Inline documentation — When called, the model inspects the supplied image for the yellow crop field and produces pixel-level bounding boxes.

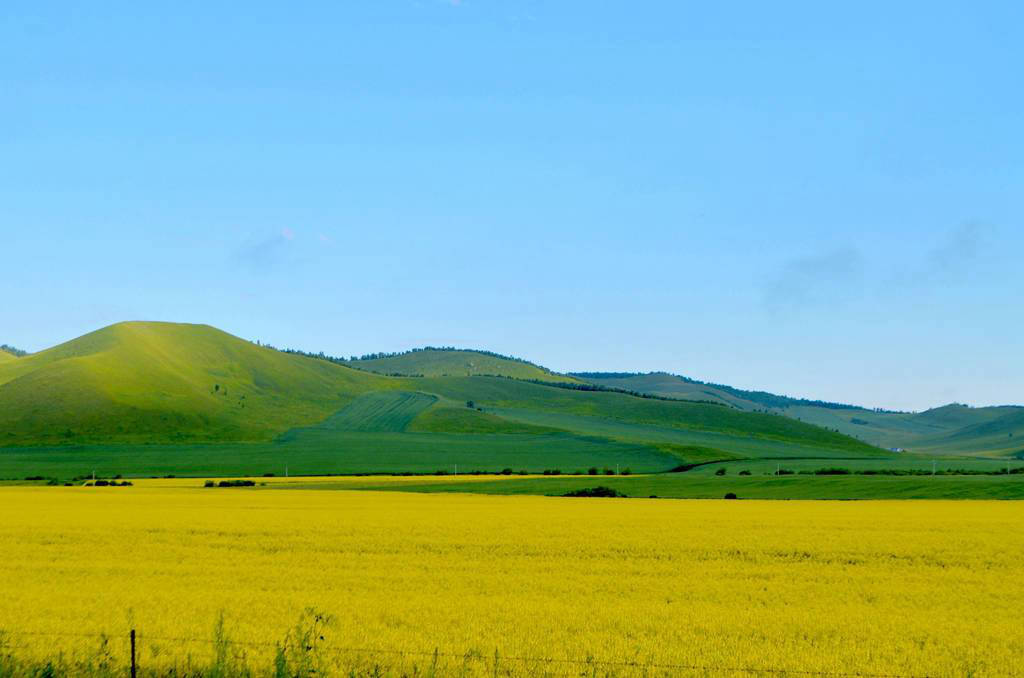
[0,485,1021,676]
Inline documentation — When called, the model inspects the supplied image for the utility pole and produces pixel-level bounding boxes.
[932,460,936,476]
[454,463,458,477]
[285,463,289,478]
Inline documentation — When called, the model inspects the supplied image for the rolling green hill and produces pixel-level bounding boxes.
[347,348,579,383]
[575,373,1022,457]
[0,322,893,479]
[0,322,394,445]
[0,351,17,365]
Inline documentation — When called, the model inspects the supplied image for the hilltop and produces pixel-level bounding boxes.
[345,347,579,383]
[0,322,392,445]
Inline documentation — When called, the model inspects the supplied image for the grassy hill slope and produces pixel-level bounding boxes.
[348,348,578,383]
[0,351,16,365]
[577,373,1022,457]
[572,372,763,409]
[410,377,882,456]
[0,324,890,477]
[0,322,393,445]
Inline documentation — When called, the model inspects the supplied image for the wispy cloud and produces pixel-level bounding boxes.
[922,223,987,284]
[233,228,299,273]
[763,246,865,314]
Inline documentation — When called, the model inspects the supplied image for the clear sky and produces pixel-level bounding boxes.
[2,1,1021,411]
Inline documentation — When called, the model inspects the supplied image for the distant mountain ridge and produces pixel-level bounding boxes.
[1,322,1016,459]
[0,322,880,469]
[339,347,579,383]
[570,372,1021,456]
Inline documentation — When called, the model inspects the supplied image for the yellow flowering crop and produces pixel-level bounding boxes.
[0,484,1020,676]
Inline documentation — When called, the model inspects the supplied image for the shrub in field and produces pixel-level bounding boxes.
[815,468,852,475]
[724,492,738,499]
[204,480,216,487]
[715,468,727,476]
[621,468,632,475]
[563,486,626,498]
[217,480,256,488]
[588,467,598,475]
[739,470,752,476]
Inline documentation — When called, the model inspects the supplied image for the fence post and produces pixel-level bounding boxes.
[130,628,136,678]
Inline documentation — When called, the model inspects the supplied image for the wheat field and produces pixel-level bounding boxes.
[0,483,1021,676]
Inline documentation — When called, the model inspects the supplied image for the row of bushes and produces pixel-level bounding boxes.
[562,486,627,498]
[712,466,1024,477]
[23,475,133,487]
[204,479,257,488]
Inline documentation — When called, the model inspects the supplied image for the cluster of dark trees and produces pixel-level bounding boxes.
[0,344,27,357]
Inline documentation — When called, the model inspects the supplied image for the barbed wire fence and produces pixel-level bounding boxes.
[0,628,959,678]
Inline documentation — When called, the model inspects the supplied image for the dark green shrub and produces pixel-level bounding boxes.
[563,486,626,498]
[621,468,632,476]
[814,467,852,475]
[217,479,256,488]
[588,467,598,475]
[724,492,738,499]
[715,468,727,476]
[204,480,216,488]
[739,470,751,476]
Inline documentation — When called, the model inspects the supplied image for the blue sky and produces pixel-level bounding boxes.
[2,1,1021,411]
